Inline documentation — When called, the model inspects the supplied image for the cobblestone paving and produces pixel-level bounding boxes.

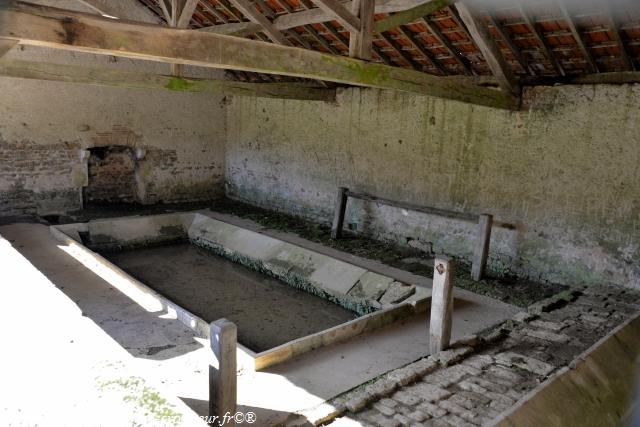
[326,284,640,427]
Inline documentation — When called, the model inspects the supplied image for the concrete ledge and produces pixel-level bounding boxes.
[490,311,640,427]
[188,213,421,315]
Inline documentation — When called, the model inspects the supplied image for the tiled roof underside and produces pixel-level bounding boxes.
[136,0,640,83]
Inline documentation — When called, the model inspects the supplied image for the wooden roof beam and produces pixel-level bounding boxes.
[0,1,518,109]
[456,2,519,96]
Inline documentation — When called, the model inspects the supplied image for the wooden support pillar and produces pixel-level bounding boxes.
[209,319,237,427]
[471,213,493,281]
[349,0,375,60]
[429,257,453,353]
[331,187,349,240]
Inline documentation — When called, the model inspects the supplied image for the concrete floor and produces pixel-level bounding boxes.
[106,243,356,352]
[0,221,520,426]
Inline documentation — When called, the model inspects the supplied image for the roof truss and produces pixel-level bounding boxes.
[0,0,519,109]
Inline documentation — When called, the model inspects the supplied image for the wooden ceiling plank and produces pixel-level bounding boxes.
[456,2,519,95]
[0,1,518,109]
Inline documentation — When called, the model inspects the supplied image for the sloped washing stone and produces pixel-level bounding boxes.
[309,260,368,295]
[347,272,396,300]
[379,282,416,305]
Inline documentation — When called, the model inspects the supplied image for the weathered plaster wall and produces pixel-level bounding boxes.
[0,46,226,215]
[226,84,640,288]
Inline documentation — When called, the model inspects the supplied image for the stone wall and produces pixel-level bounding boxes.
[0,46,226,215]
[225,84,640,288]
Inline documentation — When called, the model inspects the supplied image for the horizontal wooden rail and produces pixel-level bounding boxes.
[331,188,495,281]
[345,190,478,223]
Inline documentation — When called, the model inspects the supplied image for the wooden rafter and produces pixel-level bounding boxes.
[199,1,230,24]
[0,1,518,109]
[396,25,447,74]
[515,0,564,76]
[378,31,422,70]
[177,0,199,27]
[158,0,172,22]
[420,16,472,75]
[456,2,519,95]
[557,0,597,73]
[485,12,533,76]
[603,4,635,71]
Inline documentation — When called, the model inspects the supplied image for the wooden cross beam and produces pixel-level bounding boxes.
[228,0,292,45]
[312,0,361,33]
[0,58,337,101]
[0,1,519,109]
[373,0,455,33]
[206,0,457,35]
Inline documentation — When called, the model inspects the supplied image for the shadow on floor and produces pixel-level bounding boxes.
[1,223,203,361]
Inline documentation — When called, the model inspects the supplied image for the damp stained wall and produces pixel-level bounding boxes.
[0,46,226,215]
[226,84,640,288]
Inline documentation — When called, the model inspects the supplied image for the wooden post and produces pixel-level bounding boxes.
[430,257,453,353]
[331,187,349,240]
[349,0,375,60]
[471,214,493,281]
[209,319,237,427]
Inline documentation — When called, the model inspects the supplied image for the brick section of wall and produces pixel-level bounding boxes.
[85,147,137,203]
[0,139,81,216]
